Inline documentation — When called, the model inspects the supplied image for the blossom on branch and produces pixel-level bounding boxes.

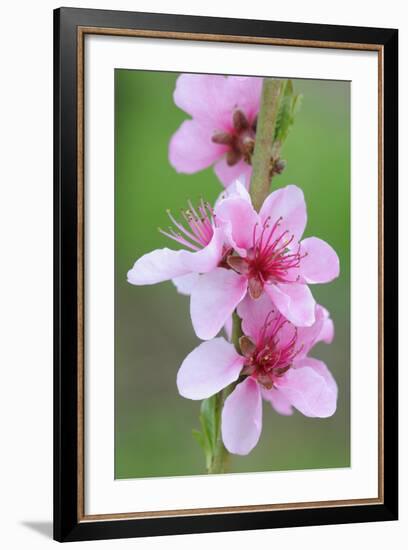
[177,293,337,455]
[169,74,263,187]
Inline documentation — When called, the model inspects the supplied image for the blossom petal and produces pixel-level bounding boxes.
[177,338,245,400]
[237,292,276,342]
[225,76,263,122]
[190,268,248,340]
[169,119,225,174]
[215,177,251,208]
[265,283,316,327]
[221,377,262,455]
[181,227,225,273]
[295,313,325,358]
[214,157,252,188]
[127,248,190,285]
[275,360,337,418]
[216,196,259,252]
[172,273,199,296]
[127,228,224,286]
[296,357,338,403]
[173,74,232,127]
[261,387,293,416]
[238,292,303,348]
[299,237,340,283]
[259,185,307,243]
[317,305,335,344]
[285,304,334,358]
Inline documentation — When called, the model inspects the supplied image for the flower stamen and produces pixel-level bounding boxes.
[159,200,215,251]
[211,109,257,167]
[241,313,302,388]
[228,216,307,295]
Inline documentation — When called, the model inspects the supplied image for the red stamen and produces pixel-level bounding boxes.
[244,217,305,288]
[243,312,302,388]
[159,201,215,251]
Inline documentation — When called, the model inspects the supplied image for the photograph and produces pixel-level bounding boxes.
[115,71,350,479]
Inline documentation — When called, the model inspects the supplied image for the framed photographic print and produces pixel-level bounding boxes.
[53,7,398,542]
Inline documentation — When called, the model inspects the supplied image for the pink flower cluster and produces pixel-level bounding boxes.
[128,74,340,457]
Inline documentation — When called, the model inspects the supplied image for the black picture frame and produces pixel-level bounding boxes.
[54,7,398,542]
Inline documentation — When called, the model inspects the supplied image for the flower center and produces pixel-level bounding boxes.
[227,217,306,299]
[159,200,215,251]
[239,312,300,389]
[211,109,256,166]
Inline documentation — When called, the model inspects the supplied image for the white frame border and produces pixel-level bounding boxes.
[83,33,379,516]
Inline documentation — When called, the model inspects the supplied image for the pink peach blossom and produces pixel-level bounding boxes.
[189,181,340,339]
[169,74,263,187]
[137,179,247,303]
[127,199,225,285]
[177,294,337,455]
[127,196,248,339]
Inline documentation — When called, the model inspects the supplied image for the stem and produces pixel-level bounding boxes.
[250,78,283,211]
[207,391,229,474]
[208,312,242,474]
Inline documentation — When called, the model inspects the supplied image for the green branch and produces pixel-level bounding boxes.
[250,79,283,211]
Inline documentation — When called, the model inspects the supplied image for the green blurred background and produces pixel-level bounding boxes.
[115,71,350,479]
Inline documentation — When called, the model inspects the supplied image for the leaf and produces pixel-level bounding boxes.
[291,92,303,117]
[200,396,218,454]
[192,395,222,471]
[192,429,212,470]
[192,429,206,450]
[274,80,303,144]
